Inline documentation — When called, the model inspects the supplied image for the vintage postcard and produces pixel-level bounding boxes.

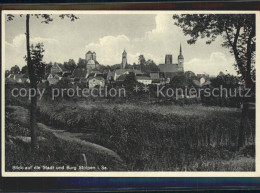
[1,10,259,177]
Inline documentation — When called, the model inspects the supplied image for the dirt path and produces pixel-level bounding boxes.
[6,105,126,169]
[37,122,123,163]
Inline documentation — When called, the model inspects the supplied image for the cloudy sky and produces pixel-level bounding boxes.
[4,13,237,76]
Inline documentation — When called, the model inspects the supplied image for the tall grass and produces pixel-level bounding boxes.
[36,100,254,171]
[5,84,255,171]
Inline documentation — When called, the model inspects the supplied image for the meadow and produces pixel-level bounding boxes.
[5,84,255,171]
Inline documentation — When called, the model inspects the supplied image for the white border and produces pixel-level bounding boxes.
[2,10,260,177]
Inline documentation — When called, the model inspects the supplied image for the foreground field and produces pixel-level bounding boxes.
[5,98,255,171]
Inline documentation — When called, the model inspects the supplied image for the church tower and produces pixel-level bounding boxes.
[178,44,184,71]
[121,50,127,69]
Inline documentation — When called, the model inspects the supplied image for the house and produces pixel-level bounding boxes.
[54,74,62,80]
[72,67,88,79]
[47,72,62,85]
[62,71,72,78]
[23,74,30,83]
[48,78,59,85]
[88,76,105,89]
[135,75,152,85]
[6,74,26,83]
[87,70,102,78]
[50,63,66,74]
[116,74,128,82]
[197,73,210,81]
[107,68,142,82]
[6,74,16,83]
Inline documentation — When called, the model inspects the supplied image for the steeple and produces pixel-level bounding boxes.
[178,43,184,72]
[178,44,184,59]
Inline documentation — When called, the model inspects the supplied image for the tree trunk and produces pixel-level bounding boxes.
[238,102,249,148]
[30,83,38,150]
[26,14,37,150]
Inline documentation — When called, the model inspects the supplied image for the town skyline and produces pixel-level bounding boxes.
[5,13,237,76]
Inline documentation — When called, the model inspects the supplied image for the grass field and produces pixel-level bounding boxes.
[5,94,255,171]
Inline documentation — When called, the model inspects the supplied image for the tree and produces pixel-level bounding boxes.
[24,43,46,149]
[169,72,186,89]
[77,58,86,68]
[7,14,78,151]
[21,65,28,75]
[10,65,20,74]
[45,62,53,74]
[64,59,76,72]
[173,14,255,147]
[5,70,10,78]
[146,59,159,72]
[173,14,255,88]
[138,55,146,72]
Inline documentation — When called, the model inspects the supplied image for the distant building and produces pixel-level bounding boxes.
[107,68,142,82]
[165,55,172,65]
[88,75,105,89]
[159,44,184,79]
[47,72,61,85]
[85,50,99,70]
[135,75,152,85]
[197,73,210,81]
[150,72,165,84]
[50,63,65,74]
[6,73,29,84]
[121,50,127,69]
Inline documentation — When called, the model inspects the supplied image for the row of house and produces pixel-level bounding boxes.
[6,64,211,88]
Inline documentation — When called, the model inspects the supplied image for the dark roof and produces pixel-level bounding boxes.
[89,76,105,81]
[62,72,72,77]
[135,76,152,80]
[73,67,88,78]
[159,63,179,73]
[116,74,127,82]
[152,79,161,83]
[14,74,25,80]
[95,74,104,78]
[54,63,66,71]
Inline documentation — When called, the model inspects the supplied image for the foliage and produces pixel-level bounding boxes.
[64,59,76,72]
[10,65,20,74]
[25,43,46,84]
[21,65,28,75]
[173,14,255,87]
[35,101,254,171]
[77,58,87,68]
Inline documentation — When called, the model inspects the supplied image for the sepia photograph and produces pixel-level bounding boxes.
[1,11,258,177]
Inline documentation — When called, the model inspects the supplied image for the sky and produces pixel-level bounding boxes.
[4,13,237,76]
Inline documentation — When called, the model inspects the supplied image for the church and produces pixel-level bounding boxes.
[159,44,184,79]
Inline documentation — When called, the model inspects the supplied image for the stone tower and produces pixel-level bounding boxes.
[86,51,92,61]
[122,50,127,69]
[92,52,96,61]
[165,55,172,65]
[178,44,184,71]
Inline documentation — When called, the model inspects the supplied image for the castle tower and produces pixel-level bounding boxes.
[121,50,127,69]
[178,44,184,71]
[86,51,93,61]
[92,52,96,61]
